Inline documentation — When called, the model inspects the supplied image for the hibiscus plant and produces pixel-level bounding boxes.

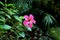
[0,1,36,39]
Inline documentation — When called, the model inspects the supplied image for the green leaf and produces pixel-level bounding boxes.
[26,26,32,31]
[0,1,4,6]
[3,25,11,30]
[16,26,25,31]
[14,16,22,22]
[7,4,14,7]
[0,25,11,30]
[0,16,5,22]
[0,11,5,14]
[5,14,11,19]
[19,32,25,38]
[0,25,3,29]
[19,16,24,19]
[15,30,25,38]
[4,8,15,15]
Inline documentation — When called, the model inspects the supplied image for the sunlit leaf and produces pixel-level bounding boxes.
[19,16,24,19]
[0,1,4,6]
[0,24,11,30]
[4,8,16,15]
[19,32,25,37]
[26,26,32,31]
[5,14,11,19]
[7,4,14,7]
[3,24,11,30]
[14,16,22,22]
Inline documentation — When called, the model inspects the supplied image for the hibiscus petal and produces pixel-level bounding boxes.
[24,15,28,20]
[33,20,36,24]
[28,23,33,28]
[30,19,36,24]
[23,20,29,26]
[29,14,34,19]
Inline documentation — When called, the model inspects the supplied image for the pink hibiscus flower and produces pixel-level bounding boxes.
[23,14,36,28]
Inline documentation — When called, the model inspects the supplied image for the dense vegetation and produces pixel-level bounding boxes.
[0,0,60,40]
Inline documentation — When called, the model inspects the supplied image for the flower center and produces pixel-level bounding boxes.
[28,18,30,21]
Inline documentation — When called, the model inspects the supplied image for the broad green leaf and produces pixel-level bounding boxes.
[3,25,11,30]
[26,26,32,31]
[0,25,11,30]
[19,16,24,19]
[5,14,11,19]
[16,26,25,31]
[19,32,25,37]
[14,16,22,22]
